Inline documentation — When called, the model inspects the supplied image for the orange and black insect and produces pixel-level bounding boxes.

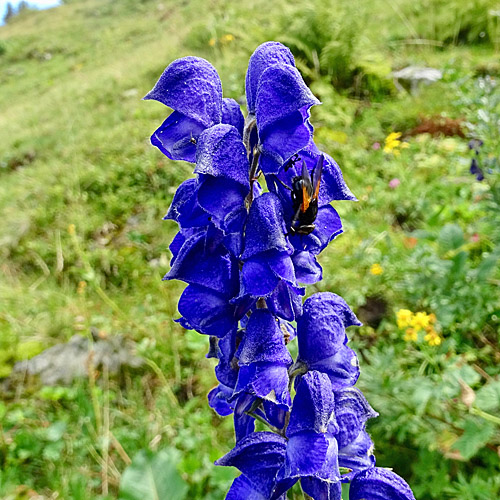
[290,156,323,235]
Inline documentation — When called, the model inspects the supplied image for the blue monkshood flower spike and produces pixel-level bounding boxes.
[148,41,415,500]
[144,57,223,162]
[349,467,416,500]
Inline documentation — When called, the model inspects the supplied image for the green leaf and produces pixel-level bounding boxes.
[438,224,464,252]
[476,252,500,282]
[119,449,188,500]
[475,381,500,412]
[452,417,495,460]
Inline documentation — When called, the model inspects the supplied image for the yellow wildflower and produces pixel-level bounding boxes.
[68,224,76,235]
[208,38,216,47]
[396,309,413,329]
[424,328,442,346]
[220,34,235,44]
[383,131,408,155]
[77,280,87,294]
[404,328,418,342]
[411,312,431,330]
[370,263,383,275]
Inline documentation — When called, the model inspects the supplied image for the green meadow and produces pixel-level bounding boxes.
[1,0,499,498]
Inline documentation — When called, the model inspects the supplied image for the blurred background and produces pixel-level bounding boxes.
[0,0,499,498]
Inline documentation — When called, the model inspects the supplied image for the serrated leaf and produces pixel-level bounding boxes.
[438,224,464,252]
[452,417,495,460]
[476,252,500,282]
[119,449,188,500]
[475,381,500,412]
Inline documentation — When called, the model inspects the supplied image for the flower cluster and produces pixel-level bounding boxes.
[146,42,415,500]
[383,131,409,156]
[397,309,441,345]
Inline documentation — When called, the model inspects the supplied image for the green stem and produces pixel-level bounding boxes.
[245,147,261,209]
[470,406,500,426]
[246,410,281,434]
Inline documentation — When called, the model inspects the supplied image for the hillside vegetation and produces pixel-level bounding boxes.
[1,0,499,498]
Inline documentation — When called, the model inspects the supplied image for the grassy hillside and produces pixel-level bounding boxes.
[1,0,499,498]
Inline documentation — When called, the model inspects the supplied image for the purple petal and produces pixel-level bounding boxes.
[234,394,257,442]
[144,56,222,128]
[241,257,280,297]
[237,309,293,366]
[150,111,204,162]
[283,432,329,478]
[197,176,247,229]
[246,42,295,114]
[298,308,347,365]
[298,293,361,365]
[164,178,210,228]
[267,252,296,283]
[292,251,323,285]
[178,284,238,337]
[287,371,335,436]
[349,468,416,500]
[309,345,360,390]
[259,113,314,174]
[215,432,287,499]
[338,429,376,479]
[222,98,245,136]
[242,193,290,259]
[266,281,304,322]
[263,401,287,430]
[334,388,378,449]
[164,231,238,296]
[301,477,342,500]
[169,231,185,265]
[208,384,234,416]
[215,328,241,388]
[256,64,319,134]
[235,363,292,408]
[277,142,356,203]
[226,475,268,500]
[195,124,250,188]
[290,205,343,255]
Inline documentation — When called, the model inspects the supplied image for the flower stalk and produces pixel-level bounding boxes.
[145,41,416,500]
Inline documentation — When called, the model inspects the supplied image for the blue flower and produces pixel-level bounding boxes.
[144,57,223,162]
[349,467,416,500]
[147,41,415,500]
[245,42,320,175]
[297,292,362,389]
[232,309,293,410]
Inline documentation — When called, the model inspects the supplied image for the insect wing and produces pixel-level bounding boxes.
[311,155,324,202]
[300,160,313,212]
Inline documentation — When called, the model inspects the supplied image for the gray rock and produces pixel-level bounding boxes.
[9,330,144,386]
[392,66,443,94]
